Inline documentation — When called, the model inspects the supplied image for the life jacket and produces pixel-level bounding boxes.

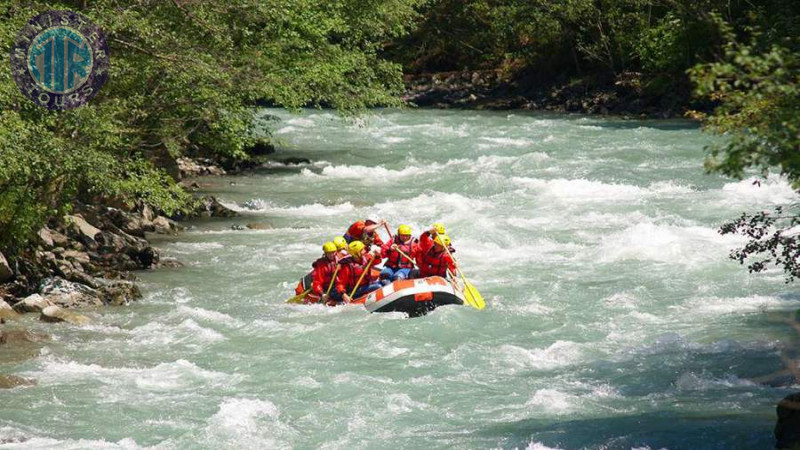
[382,236,417,269]
[416,247,455,278]
[335,254,377,294]
[311,256,338,295]
[345,221,384,248]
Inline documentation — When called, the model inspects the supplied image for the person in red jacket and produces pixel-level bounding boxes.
[380,224,417,284]
[310,242,340,304]
[413,234,457,279]
[417,222,456,254]
[344,218,385,248]
[334,241,382,304]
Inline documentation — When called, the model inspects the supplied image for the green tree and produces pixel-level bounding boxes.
[0,0,421,253]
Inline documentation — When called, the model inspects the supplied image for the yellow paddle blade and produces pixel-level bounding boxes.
[463,281,485,310]
[286,289,311,304]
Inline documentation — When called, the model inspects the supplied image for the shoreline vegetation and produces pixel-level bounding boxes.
[1,0,799,445]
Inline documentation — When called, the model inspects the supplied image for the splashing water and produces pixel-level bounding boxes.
[1,109,797,449]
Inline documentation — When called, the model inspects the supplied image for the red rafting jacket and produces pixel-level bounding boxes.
[413,246,456,278]
[311,256,338,295]
[335,253,378,294]
[381,236,417,269]
[418,231,455,254]
[345,221,384,248]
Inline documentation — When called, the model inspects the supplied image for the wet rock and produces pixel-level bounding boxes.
[0,299,20,321]
[0,375,36,389]
[246,223,271,230]
[158,258,184,269]
[153,216,181,234]
[40,305,91,325]
[0,252,12,282]
[177,157,227,178]
[12,294,53,313]
[776,391,800,449]
[192,195,237,218]
[277,157,311,165]
[98,282,142,306]
[231,224,247,231]
[0,329,49,345]
[39,277,103,308]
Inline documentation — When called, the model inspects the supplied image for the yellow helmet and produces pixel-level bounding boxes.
[434,234,451,247]
[432,222,446,235]
[333,236,347,250]
[397,224,412,236]
[348,240,365,257]
[322,242,337,253]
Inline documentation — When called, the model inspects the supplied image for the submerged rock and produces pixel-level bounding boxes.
[776,391,800,449]
[40,305,91,325]
[0,329,49,345]
[0,375,36,389]
[98,282,142,306]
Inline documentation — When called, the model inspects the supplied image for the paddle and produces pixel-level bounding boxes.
[438,236,485,310]
[285,288,311,304]
[393,246,418,268]
[348,256,376,300]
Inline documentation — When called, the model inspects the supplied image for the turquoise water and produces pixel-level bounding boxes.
[1,109,799,449]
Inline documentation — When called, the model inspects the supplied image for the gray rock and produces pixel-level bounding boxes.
[65,214,101,241]
[98,282,142,306]
[39,277,103,308]
[38,228,54,248]
[0,252,12,282]
[776,391,800,449]
[152,216,181,234]
[0,300,19,321]
[62,250,90,265]
[12,294,53,314]
[0,329,49,345]
[246,222,271,230]
[40,305,91,325]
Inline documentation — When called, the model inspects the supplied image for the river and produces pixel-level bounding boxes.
[1,109,798,449]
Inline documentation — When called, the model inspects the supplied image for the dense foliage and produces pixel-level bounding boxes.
[0,0,420,253]
[688,9,800,280]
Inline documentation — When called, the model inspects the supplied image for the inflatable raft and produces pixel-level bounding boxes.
[351,276,465,317]
[293,272,464,316]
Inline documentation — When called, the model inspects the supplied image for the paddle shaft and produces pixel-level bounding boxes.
[392,246,418,268]
[349,257,375,298]
[325,264,340,296]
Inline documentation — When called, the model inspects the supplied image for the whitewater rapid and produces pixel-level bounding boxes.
[1,109,797,449]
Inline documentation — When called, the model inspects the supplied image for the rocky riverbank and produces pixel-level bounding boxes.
[403,70,702,118]
[0,191,236,328]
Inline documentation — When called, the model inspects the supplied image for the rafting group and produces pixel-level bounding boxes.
[289,218,484,315]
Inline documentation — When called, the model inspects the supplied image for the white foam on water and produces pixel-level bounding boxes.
[525,389,577,414]
[717,175,797,206]
[200,397,294,449]
[386,393,430,413]
[596,222,744,265]
[285,117,315,127]
[680,295,800,316]
[273,125,297,135]
[478,137,535,147]
[496,341,585,371]
[523,442,564,450]
[674,372,755,391]
[174,306,244,328]
[231,198,356,216]
[130,319,226,347]
[0,437,142,449]
[25,358,229,392]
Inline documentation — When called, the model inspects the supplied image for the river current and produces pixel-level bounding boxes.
[1,109,799,449]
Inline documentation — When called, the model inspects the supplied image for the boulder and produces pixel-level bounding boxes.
[0,375,36,389]
[0,252,12,282]
[39,277,103,308]
[776,391,800,449]
[0,300,20,321]
[12,294,53,313]
[194,195,237,218]
[40,305,91,325]
[38,228,55,248]
[158,258,184,268]
[98,282,142,306]
[62,250,90,265]
[65,214,101,241]
[152,216,181,234]
[246,222,271,230]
